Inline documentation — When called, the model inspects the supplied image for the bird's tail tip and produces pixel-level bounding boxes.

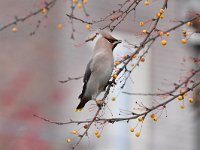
[75,108,83,112]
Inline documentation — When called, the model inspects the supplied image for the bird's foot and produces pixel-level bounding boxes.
[108,81,116,87]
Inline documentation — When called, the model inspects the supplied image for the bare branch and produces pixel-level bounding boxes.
[59,76,83,83]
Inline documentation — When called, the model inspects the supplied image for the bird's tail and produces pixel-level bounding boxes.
[75,97,89,112]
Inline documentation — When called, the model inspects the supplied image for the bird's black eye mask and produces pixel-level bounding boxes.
[105,38,118,43]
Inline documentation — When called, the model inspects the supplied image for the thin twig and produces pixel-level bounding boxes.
[59,76,83,83]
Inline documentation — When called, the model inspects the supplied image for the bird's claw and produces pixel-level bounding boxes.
[108,81,116,87]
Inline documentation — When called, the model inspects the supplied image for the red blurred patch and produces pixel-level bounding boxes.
[51,88,64,102]
[1,71,31,106]
[12,105,39,120]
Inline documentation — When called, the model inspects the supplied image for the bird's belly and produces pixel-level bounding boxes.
[95,62,113,89]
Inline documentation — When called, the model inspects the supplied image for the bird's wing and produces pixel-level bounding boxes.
[78,59,93,99]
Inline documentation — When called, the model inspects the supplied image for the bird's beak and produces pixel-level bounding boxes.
[112,40,122,51]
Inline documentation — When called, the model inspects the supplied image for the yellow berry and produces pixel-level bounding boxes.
[96,133,101,138]
[83,0,88,4]
[159,31,164,36]
[111,97,116,101]
[138,116,143,122]
[157,13,161,18]
[178,95,183,101]
[139,22,144,27]
[72,130,77,134]
[130,128,134,132]
[166,32,170,36]
[42,7,48,14]
[132,54,137,58]
[142,29,147,34]
[141,57,145,62]
[180,104,185,109]
[150,114,155,119]
[153,116,158,121]
[67,138,71,143]
[189,97,193,103]
[85,24,91,29]
[160,15,164,19]
[135,132,140,137]
[12,27,17,33]
[57,23,63,29]
[115,60,120,65]
[161,40,167,46]
[77,3,82,8]
[160,9,164,14]
[144,1,150,6]
[95,130,99,135]
[123,54,127,59]
[73,0,78,4]
[181,39,187,44]
[187,22,192,26]
[113,74,117,79]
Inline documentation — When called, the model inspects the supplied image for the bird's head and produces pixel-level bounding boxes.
[99,31,122,51]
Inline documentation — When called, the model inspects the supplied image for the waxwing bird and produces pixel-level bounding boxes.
[76,31,121,112]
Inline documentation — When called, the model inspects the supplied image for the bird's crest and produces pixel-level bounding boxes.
[99,31,118,43]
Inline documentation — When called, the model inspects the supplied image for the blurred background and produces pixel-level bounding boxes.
[0,0,199,150]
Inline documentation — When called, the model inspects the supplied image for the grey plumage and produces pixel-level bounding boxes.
[76,31,121,111]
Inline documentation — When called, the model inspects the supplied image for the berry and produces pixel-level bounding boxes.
[73,0,78,4]
[57,23,63,29]
[123,54,127,59]
[67,138,71,143]
[138,116,143,122]
[113,74,117,79]
[141,57,145,62]
[160,9,164,14]
[130,128,134,132]
[135,132,140,137]
[111,97,116,101]
[144,1,150,5]
[159,31,164,36]
[160,15,164,19]
[166,32,170,36]
[153,116,158,121]
[132,54,137,58]
[115,61,120,65]
[139,22,144,27]
[181,39,187,44]
[12,27,17,33]
[180,104,185,109]
[77,3,82,8]
[161,40,167,46]
[72,130,77,134]
[96,134,101,138]
[178,95,183,101]
[95,130,99,135]
[42,7,48,14]
[142,29,147,34]
[83,0,88,4]
[85,24,91,29]
[187,22,192,26]
[157,13,161,18]
[150,114,155,119]
[189,97,193,103]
